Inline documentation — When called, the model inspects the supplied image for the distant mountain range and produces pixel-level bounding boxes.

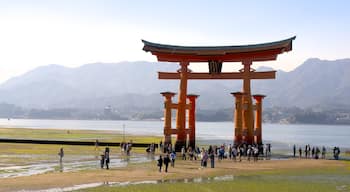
[0,58,349,115]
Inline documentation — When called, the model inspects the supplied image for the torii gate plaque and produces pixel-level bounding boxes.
[142,36,295,151]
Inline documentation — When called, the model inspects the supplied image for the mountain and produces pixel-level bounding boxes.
[252,58,350,108]
[0,58,349,113]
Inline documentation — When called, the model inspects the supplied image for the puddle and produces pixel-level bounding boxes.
[336,185,348,191]
[17,175,236,192]
[0,155,150,178]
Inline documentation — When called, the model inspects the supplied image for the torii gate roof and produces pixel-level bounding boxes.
[142,36,295,62]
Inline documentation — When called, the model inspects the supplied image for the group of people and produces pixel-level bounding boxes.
[293,144,342,160]
[157,151,176,172]
[156,142,273,172]
[293,144,340,160]
[178,143,271,163]
[100,147,110,169]
[120,141,133,156]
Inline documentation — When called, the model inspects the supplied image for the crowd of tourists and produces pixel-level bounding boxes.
[292,144,341,160]
[56,139,343,173]
[156,142,273,172]
[120,140,133,156]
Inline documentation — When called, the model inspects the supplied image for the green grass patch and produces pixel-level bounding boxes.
[0,128,161,144]
[77,162,350,192]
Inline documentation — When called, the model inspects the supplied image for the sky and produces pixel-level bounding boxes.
[0,0,349,83]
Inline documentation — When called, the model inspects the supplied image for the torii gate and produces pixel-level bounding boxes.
[142,36,295,151]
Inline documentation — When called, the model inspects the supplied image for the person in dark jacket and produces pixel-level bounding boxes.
[163,154,170,172]
[157,155,163,172]
[104,147,110,169]
[209,152,215,168]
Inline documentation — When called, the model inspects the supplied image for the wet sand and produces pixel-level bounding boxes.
[0,158,346,192]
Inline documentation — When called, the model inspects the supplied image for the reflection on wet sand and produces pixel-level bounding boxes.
[21,175,237,192]
[0,154,150,178]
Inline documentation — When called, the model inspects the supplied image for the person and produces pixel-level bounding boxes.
[209,151,215,168]
[333,147,340,160]
[188,147,194,160]
[95,139,99,151]
[163,154,170,172]
[238,146,242,162]
[322,146,326,159]
[267,144,271,157]
[100,154,105,169]
[146,145,151,153]
[104,147,110,169]
[304,145,308,158]
[247,146,252,161]
[232,146,237,162]
[202,150,208,168]
[293,144,296,157]
[228,144,233,160]
[181,146,186,160]
[157,155,163,172]
[159,140,163,153]
[315,147,320,159]
[299,147,302,159]
[170,151,176,167]
[253,146,259,162]
[58,147,64,163]
[264,144,268,158]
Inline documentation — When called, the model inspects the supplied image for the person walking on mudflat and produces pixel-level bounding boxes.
[210,151,215,168]
[157,155,163,172]
[170,151,176,168]
[104,147,110,169]
[293,144,296,157]
[58,148,64,163]
[181,146,186,160]
[163,154,170,172]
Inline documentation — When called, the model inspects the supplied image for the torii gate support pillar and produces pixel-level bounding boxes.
[187,94,199,149]
[253,94,265,145]
[232,92,244,146]
[161,92,176,147]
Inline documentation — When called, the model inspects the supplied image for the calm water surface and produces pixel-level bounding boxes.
[0,119,349,148]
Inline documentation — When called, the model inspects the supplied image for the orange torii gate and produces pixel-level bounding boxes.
[142,37,295,151]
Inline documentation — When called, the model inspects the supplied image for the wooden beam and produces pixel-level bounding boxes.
[158,71,275,80]
[168,129,192,134]
[153,48,281,62]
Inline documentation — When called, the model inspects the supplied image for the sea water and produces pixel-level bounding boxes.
[0,118,349,148]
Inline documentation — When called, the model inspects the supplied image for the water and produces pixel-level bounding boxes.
[17,175,237,192]
[0,118,349,148]
[0,154,151,178]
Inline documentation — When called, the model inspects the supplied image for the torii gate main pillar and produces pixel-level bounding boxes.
[175,61,189,152]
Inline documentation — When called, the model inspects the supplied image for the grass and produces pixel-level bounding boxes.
[0,127,161,143]
[79,180,344,192]
[0,128,161,166]
[78,166,350,192]
[72,159,350,192]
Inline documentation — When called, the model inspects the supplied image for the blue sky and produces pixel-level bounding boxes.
[0,0,349,82]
